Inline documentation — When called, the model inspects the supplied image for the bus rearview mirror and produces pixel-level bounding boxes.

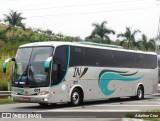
[44,57,53,72]
[3,58,15,73]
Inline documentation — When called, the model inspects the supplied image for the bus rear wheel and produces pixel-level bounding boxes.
[39,103,49,107]
[70,88,82,106]
[136,86,144,100]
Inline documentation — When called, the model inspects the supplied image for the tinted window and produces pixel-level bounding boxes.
[70,47,86,66]
[70,46,157,69]
[52,45,68,85]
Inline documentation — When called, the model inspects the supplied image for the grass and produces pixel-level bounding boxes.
[143,110,160,121]
[0,98,13,105]
[126,110,160,121]
[0,56,12,91]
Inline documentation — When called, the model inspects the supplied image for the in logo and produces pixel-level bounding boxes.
[73,67,88,78]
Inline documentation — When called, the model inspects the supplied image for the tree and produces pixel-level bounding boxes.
[137,34,155,51]
[3,10,26,39]
[117,27,140,49]
[148,38,156,51]
[86,21,115,44]
[0,29,6,41]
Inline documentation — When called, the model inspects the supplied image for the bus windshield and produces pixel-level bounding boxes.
[12,47,54,88]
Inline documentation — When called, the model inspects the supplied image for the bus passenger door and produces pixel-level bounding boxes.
[50,45,69,103]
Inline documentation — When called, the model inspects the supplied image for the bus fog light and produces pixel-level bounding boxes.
[44,98,48,101]
[40,91,49,95]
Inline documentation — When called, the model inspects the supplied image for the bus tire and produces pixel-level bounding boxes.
[70,88,82,106]
[39,103,49,107]
[136,86,144,100]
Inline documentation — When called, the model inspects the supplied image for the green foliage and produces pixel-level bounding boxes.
[3,10,26,29]
[137,34,155,51]
[125,113,135,118]
[0,56,11,91]
[0,40,31,91]
[0,98,13,105]
[0,23,82,43]
[85,21,115,44]
[126,110,160,121]
[117,27,141,49]
[0,29,6,41]
[0,81,8,91]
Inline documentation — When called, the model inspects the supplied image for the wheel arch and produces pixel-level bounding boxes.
[136,83,144,95]
[69,85,84,102]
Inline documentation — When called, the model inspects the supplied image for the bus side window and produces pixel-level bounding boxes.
[159,68,160,84]
[158,60,160,83]
[70,46,86,67]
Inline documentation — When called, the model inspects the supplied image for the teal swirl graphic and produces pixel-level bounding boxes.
[99,70,143,96]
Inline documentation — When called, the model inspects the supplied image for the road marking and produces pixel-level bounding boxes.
[44,109,140,112]
[89,104,160,107]
[152,99,160,101]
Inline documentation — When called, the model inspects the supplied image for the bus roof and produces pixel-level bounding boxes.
[20,41,157,55]
[79,42,123,49]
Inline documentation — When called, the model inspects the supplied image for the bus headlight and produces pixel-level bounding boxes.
[40,91,49,95]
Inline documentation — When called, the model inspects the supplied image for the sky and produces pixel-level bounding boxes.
[0,0,160,40]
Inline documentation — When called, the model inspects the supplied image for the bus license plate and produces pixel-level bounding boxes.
[22,97,30,102]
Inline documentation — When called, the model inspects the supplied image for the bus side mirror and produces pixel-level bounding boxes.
[3,58,15,73]
[44,57,53,72]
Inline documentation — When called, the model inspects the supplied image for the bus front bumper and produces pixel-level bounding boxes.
[12,94,51,103]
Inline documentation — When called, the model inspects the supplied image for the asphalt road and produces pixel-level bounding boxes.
[1,94,160,121]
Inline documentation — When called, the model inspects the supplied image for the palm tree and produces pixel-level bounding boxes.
[86,21,115,44]
[137,34,155,51]
[147,38,156,51]
[117,27,140,49]
[3,10,26,38]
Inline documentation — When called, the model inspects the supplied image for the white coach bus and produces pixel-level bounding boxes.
[3,41,158,106]
[157,55,160,93]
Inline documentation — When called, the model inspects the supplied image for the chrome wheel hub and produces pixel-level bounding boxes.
[138,89,142,98]
[72,92,79,104]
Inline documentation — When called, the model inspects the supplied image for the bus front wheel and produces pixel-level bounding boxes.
[70,88,82,106]
[39,103,49,107]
